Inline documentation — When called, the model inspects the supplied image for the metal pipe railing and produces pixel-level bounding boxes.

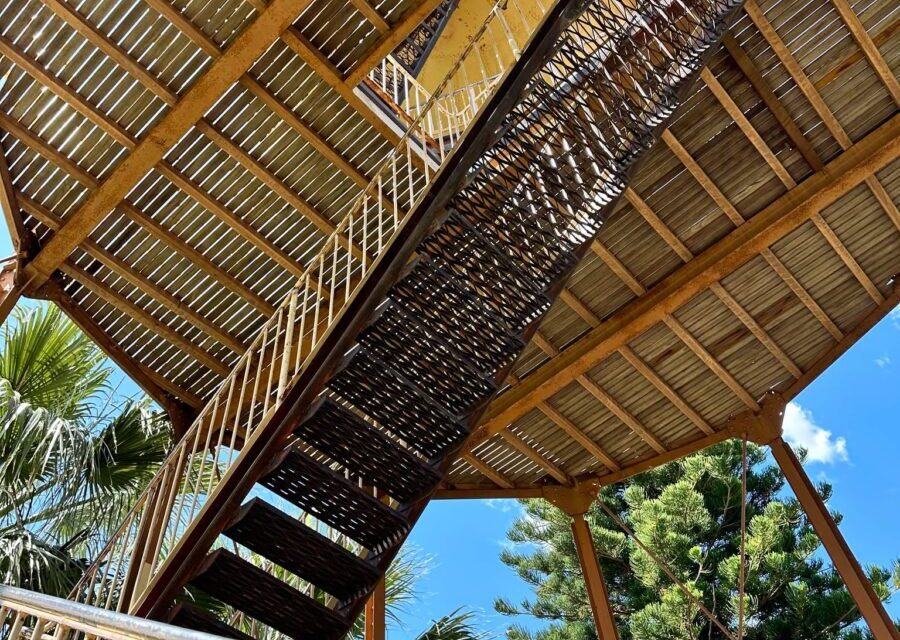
[0,584,227,640]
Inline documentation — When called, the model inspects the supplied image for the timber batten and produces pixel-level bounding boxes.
[0,0,897,635]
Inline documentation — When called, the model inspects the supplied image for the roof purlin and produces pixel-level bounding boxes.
[475,113,900,448]
[21,0,322,293]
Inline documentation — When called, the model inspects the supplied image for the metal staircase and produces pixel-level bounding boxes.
[66,0,745,637]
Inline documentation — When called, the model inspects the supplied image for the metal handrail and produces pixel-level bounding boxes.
[0,584,226,639]
[70,0,551,621]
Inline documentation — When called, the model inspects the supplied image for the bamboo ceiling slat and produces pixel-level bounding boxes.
[450,0,899,490]
[1,0,441,410]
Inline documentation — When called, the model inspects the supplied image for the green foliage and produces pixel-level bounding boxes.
[0,304,171,596]
[496,441,899,639]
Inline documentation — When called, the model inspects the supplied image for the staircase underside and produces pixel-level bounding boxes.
[1,0,897,635]
[130,0,749,636]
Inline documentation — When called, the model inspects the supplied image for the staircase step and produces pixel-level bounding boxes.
[452,160,583,288]
[189,549,348,640]
[390,257,523,376]
[419,210,550,331]
[359,300,497,416]
[169,603,253,640]
[259,448,409,552]
[224,498,380,602]
[328,347,471,460]
[295,399,441,503]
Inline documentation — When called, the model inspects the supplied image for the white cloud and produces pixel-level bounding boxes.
[483,498,514,513]
[875,355,891,368]
[782,402,848,464]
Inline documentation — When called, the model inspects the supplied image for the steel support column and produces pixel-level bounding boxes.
[770,437,899,640]
[364,576,386,640]
[570,512,620,639]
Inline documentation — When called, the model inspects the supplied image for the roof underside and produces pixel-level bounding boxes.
[1,0,898,493]
[445,0,900,493]
[0,0,439,405]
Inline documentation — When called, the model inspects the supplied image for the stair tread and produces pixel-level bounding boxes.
[190,549,348,640]
[359,302,497,416]
[419,210,550,331]
[224,498,379,602]
[390,257,523,376]
[259,448,409,552]
[170,603,254,640]
[328,347,471,460]
[296,399,441,503]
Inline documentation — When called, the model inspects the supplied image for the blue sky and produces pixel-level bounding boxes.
[0,218,897,637]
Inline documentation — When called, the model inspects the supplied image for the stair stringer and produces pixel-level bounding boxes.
[135,0,748,634]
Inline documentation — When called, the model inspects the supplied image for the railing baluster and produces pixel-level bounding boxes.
[74,0,559,608]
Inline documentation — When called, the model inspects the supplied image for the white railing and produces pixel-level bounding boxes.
[71,0,551,621]
[0,585,226,640]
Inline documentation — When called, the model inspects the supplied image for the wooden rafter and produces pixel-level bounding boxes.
[461,451,514,488]
[474,115,900,446]
[701,67,796,190]
[532,327,666,456]
[663,314,759,410]
[811,213,885,304]
[709,282,802,378]
[745,0,900,237]
[18,195,248,355]
[618,346,714,435]
[58,262,231,376]
[827,0,900,106]
[661,130,745,226]
[576,374,666,454]
[539,401,621,471]
[2,37,330,287]
[0,132,26,254]
[117,203,276,316]
[446,284,900,499]
[500,431,571,485]
[760,248,843,340]
[625,187,692,261]
[720,33,824,172]
[43,280,204,412]
[23,0,320,291]
[705,19,889,310]
[1,111,274,316]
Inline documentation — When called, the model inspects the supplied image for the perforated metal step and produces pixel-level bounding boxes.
[328,347,471,460]
[189,549,348,640]
[224,498,380,602]
[259,448,410,553]
[295,399,441,503]
[358,303,497,416]
[169,603,254,640]
[419,210,552,331]
[389,256,524,377]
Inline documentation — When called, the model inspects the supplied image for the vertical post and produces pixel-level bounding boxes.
[365,576,386,640]
[570,512,620,640]
[770,437,899,640]
[0,263,21,327]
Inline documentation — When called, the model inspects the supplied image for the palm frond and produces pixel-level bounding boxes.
[416,609,489,640]
[0,305,109,420]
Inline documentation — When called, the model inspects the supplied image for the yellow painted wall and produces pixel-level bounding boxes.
[414,0,549,93]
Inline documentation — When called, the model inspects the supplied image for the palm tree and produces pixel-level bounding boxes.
[0,304,170,596]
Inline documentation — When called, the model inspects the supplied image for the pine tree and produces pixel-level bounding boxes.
[495,441,900,639]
